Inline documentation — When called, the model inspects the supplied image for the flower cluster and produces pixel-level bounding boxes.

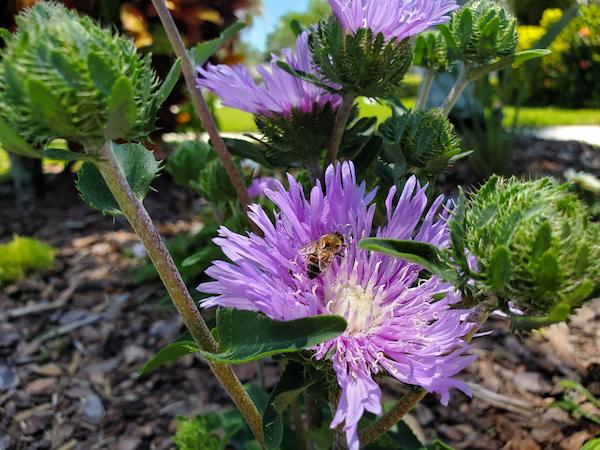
[328,0,459,42]
[196,32,341,118]
[199,163,476,449]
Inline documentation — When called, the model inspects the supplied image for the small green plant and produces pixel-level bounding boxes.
[173,415,221,450]
[552,380,600,425]
[0,235,55,284]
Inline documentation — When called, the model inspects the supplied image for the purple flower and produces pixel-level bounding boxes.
[328,0,459,41]
[198,162,476,450]
[196,32,341,117]
[247,176,278,199]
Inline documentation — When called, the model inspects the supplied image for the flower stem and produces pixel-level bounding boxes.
[329,385,348,450]
[440,64,472,116]
[150,0,261,234]
[291,398,309,450]
[359,307,489,446]
[325,95,356,172]
[96,142,265,448]
[414,69,435,111]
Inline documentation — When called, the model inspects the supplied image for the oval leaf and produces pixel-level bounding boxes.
[489,245,511,292]
[197,309,347,364]
[139,340,198,375]
[77,142,161,216]
[359,238,456,283]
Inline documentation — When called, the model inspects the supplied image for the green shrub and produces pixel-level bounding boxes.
[512,5,600,108]
[507,0,574,25]
[0,235,55,284]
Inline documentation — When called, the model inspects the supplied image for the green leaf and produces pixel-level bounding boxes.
[532,221,553,259]
[534,250,562,294]
[0,117,40,158]
[0,28,12,43]
[139,340,198,375]
[27,79,78,137]
[87,51,118,96]
[223,138,274,168]
[42,148,99,163]
[581,439,600,450]
[181,245,222,268]
[359,238,456,283]
[469,49,550,81]
[263,362,312,449]
[197,309,346,364]
[106,76,137,140]
[77,143,161,216]
[276,61,341,94]
[189,22,246,67]
[152,58,181,114]
[489,246,511,292]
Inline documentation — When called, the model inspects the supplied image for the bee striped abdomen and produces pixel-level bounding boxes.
[307,254,321,279]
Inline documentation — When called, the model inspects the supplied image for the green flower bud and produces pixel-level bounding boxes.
[378,109,466,180]
[0,2,174,150]
[310,18,413,98]
[255,103,340,167]
[454,176,600,317]
[194,158,240,204]
[413,31,451,73]
[440,0,518,65]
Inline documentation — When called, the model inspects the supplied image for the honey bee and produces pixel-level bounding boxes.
[299,232,345,279]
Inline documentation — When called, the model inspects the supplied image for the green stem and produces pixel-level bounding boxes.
[329,385,348,450]
[150,0,262,235]
[440,64,472,116]
[359,307,490,446]
[359,386,427,446]
[414,69,435,111]
[96,142,265,448]
[291,398,309,450]
[325,94,356,172]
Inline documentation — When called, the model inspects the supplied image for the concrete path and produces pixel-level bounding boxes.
[529,125,600,147]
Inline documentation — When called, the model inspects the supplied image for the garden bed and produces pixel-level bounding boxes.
[1,136,599,450]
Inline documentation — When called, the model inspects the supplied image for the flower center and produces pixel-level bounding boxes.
[327,283,376,334]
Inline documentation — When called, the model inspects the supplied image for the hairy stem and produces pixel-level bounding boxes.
[150,0,261,234]
[440,64,472,116]
[414,69,435,111]
[96,142,265,448]
[359,307,489,446]
[325,95,356,172]
[359,386,427,446]
[329,385,348,450]
[291,398,309,450]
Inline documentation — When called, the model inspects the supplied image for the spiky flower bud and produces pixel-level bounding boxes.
[452,176,600,319]
[378,109,465,180]
[0,2,172,151]
[310,17,413,97]
[440,0,518,65]
[413,31,451,73]
[195,158,240,205]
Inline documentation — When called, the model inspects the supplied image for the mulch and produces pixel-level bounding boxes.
[0,137,599,450]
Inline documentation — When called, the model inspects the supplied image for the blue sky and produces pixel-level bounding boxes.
[244,0,311,51]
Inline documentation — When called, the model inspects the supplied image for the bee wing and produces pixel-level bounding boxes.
[318,253,335,272]
[298,240,319,258]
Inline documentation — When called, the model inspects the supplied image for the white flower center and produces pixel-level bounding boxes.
[327,283,376,334]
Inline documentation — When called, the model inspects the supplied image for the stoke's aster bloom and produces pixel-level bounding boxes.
[328,0,459,42]
[199,163,476,450]
[196,32,341,117]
